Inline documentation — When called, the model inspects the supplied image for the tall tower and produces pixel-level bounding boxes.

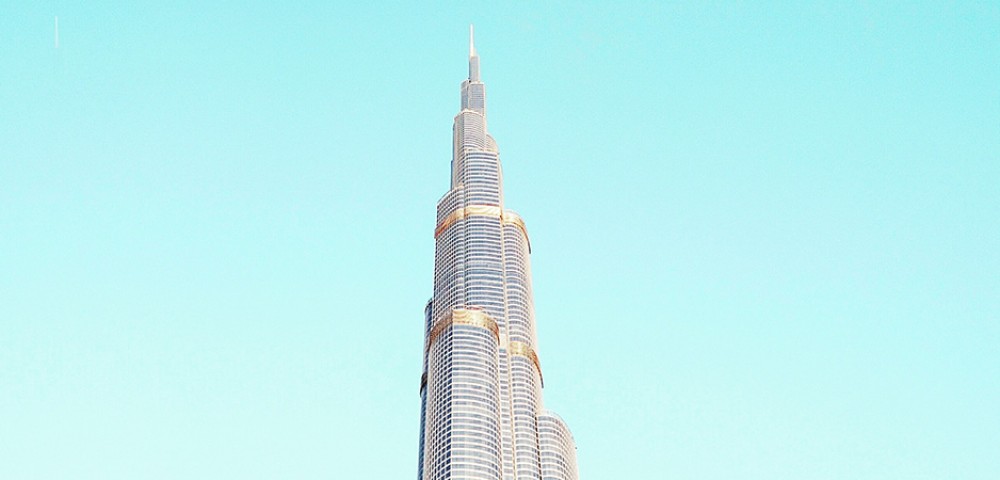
[418,27,579,480]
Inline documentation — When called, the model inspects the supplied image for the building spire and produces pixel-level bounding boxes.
[470,24,476,57]
[468,24,481,82]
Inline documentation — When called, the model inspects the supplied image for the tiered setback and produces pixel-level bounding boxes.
[418,31,578,480]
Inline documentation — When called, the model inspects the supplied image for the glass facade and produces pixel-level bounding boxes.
[418,28,579,480]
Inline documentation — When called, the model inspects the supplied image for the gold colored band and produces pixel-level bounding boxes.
[508,341,543,384]
[435,205,501,237]
[501,210,531,252]
[426,307,500,352]
[434,205,530,248]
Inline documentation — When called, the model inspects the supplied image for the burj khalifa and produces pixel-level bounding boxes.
[417,27,579,480]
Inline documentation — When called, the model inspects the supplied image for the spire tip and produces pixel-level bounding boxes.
[470,24,476,57]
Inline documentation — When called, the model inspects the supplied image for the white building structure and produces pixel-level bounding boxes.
[417,27,579,480]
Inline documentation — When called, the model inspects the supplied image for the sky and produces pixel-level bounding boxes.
[1,1,998,479]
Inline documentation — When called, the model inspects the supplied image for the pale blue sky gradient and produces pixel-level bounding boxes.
[2,2,998,479]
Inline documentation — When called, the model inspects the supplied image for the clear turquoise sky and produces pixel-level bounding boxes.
[2,1,998,479]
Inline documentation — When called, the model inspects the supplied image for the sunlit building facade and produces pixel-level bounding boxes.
[417,28,579,480]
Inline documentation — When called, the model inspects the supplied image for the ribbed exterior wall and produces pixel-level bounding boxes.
[419,35,578,480]
[417,300,432,480]
[538,413,578,480]
[424,309,502,480]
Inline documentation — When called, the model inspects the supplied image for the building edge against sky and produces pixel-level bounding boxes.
[416,27,579,480]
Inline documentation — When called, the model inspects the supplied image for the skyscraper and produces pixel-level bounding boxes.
[417,27,579,480]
